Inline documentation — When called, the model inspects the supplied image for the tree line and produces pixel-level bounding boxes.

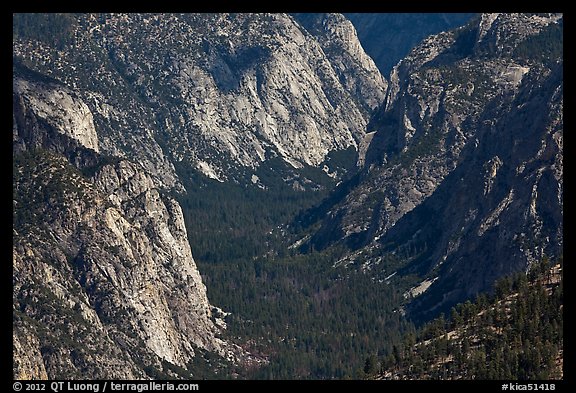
[369,256,563,380]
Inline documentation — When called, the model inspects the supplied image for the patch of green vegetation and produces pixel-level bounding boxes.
[395,127,444,169]
[14,149,94,233]
[13,13,77,50]
[373,256,563,380]
[325,146,358,171]
[80,155,123,178]
[13,57,65,86]
[450,21,480,58]
[514,20,563,65]
[173,156,336,263]
[201,248,413,379]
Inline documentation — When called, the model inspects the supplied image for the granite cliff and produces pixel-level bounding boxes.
[13,13,563,378]
[302,13,563,319]
[13,13,386,186]
[13,73,247,379]
[13,12,386,379]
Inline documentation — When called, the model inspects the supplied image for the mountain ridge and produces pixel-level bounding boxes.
[12,12,387,379]
[13,13,386,187]
[300,12,563,320]
[12,12,563,379]
[12,80,250,377]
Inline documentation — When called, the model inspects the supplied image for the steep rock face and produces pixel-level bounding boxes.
[13,74,241,379]
[304,13,563,318]
[390,61,563,319]
[292,13,387,113]
[13,324,49,380]
[91,161,235,363]
[13,77,99,152]
[345,13,474,75]
[13,150,146,379]
[12,12,386,378]
[13,13,386,184]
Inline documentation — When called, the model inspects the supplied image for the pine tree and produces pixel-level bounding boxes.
[363,354,378,375]
[450,307,463,329]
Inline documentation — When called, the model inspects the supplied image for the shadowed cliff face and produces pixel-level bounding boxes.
[345,13,474,75]
[303,13,562,319]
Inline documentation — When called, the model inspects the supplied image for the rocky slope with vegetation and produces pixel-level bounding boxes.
[13,13,386,187]
[301,13,563,320]
[12,12,387,380]
[13,70,251,379]
[13,13,563,380]
[371,258,563,380]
